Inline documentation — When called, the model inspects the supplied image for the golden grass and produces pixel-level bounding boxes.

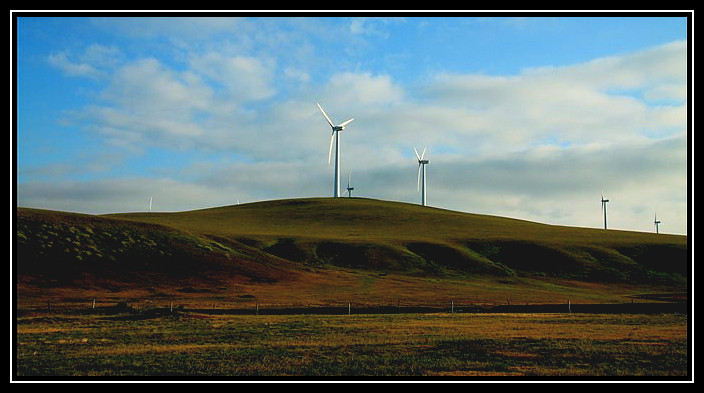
[15,311,688,377]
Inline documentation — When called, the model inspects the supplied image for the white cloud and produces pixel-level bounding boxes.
[190,53,276,102]
[103,58,211,112]
[47,44,122,78]
[523,40,686,90]
[323,72,404,106]
[78,58,216,149]
[48,51,101,78]
[420,40,687,156]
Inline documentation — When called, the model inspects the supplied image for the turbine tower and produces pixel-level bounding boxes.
[345,172,354,198]
[414,147,429,206]
[654,213,661,234]
[317,103,354,198]
[601,192,609,230]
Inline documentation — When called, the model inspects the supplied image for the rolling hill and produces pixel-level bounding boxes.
[15,198,689,308]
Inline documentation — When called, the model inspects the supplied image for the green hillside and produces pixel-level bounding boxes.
[16,198,688,307]
[109,197,688,283]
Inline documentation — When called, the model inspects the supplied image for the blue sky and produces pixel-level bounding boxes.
[14,13,690,234]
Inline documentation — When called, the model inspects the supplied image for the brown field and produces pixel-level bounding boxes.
[14,310,689,378]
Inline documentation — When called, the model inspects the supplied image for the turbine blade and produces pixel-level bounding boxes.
[421,147,427,160]
[317,102,334,128]
[417,163,422,191]
[413,147,421,161]
[328,131,335,164]
[339,118,354,127]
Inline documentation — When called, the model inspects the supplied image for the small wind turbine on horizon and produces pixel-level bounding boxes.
[149,195,152,212]
[344,172,354,198]
[601,191,609,230]
[654,212,661,234]
[317,102,354,198]
[414,147,429,206]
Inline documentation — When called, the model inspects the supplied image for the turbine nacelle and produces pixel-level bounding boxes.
[317,102,354,131]
[414,147,428,163]
[332,119,354,132]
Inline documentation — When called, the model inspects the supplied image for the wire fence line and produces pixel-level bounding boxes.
[17,297,686,315]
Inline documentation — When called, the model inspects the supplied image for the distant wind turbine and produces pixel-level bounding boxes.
[654,212,661,234]
[317,102,354,198]
[344,172,354,198]
[149,195,152,212]
[601,191,609,230]
[414,147,429,206]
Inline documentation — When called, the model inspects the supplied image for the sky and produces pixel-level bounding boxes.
[13,12,691,235]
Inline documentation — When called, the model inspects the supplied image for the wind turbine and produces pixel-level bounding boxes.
[654,212,661,234]
[414,147,429,206]
[345,172,354,198]
[317,102,354,198]
[601,191,609,230]
[149,195,152,212]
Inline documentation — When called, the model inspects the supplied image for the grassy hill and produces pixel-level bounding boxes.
[15,198,689,309]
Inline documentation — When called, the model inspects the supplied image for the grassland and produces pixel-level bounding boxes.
[14,198,690,378]
[16,197,687,309]
[15,309,688,378]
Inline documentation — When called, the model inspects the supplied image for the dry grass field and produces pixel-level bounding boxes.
[15,310,688,378]
[14,198,690,379]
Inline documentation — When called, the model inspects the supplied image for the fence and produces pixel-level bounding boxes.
[17,298,687,316]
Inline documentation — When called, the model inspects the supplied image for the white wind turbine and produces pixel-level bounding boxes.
[414,147,429,206]
[317,102,354,198]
